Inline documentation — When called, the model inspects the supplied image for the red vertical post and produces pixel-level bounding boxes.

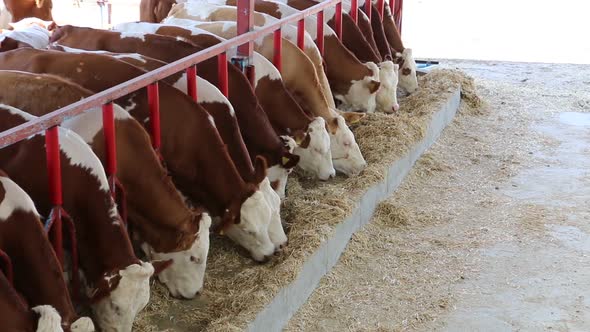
[335,2,343,39]
[107,2,112,26]
[237,0,254,58]
[273,28,282,72]
[45,126,64,266]
[350,0,358,24]
[147,83,161,152]
[316,11,324,55]
[297,19,305,50]
[218,53,229,97]
[364,0,372,20]
[396,0,403,34]
[389,0,395,20]
[102,102,117,196]
[186,66,198,102]
[377,0,385,20]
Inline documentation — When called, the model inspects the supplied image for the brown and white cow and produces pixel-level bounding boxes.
[0,48,278,262]
[112,22,336,185]
[208,0,399,112]
[0,169,95,332]
[0,70,212,299]
[0,19,49,49]
[0,0,53,29]
[50,25,298,192]
[0,104,153,332]
[158,19,366,175]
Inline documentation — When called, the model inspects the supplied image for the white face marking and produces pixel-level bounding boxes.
[292,117,335,180]
[118,31,146,42]
[224,190,274,262]
[376,61,400,113]
[90,262,153,332]
[70,317,95,332]
[32,305,64,332]
[259,178,287,251]
[0,176,39,220]
[330,116,367,176]
[141,213,211,299]
[398,48,418,93]
[0,24,50,49]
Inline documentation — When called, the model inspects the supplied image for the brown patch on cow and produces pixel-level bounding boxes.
[326,117,339,135]
[0,37,32,52]
[402,67,412,76]
[270,180,280,190]
[299,133,311,148]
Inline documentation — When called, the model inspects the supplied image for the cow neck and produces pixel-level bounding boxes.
[0,209,78,328]
[323,34,371,94]
[328,14,381,63]
[353,9,382,61]
[0,270,35,332]
[369,3,393,60]
[254,75,312,136]
[383,6,405,52]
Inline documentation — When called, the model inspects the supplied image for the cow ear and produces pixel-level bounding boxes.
[151,259,173,275]
[253,155,268,184]
[325,117,339,135]
[367,79,381,94]
[341,112,365,125]
[281,152,299,169]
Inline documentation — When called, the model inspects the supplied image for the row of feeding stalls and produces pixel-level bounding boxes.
[0,0,403,330]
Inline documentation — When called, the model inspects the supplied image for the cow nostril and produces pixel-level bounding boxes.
[195,291,201,296]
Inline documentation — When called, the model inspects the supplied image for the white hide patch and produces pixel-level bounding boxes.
[32,305,64,332]
[91,262,153,332]
[196,77,234,113]
[260,178,287,250]
[70,317,95,332]
[1,103,36,121]
[113,22,160,35]
[330,115,366,176]
[61,104,131,144]
[118,31,146,42]
[224,190,274,262]
[113,53,147,64]
[0,0,12,30]
[0,25,50,49]
[180,2,224,18]
[251,52,281,84]
[0,176,39,220]
[141,213,211,299]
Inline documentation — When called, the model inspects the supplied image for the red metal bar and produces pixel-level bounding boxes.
[297,19,305,50]
[218,52,229,97]
[396,0,403,34]
[0,0,342,149]
[237,0,254,57]
[364,0,372,20]
[102,103,117,196]
[44,126,64,265]
[316,11,324,55]
[350,0,358,23]
[186,66,198,102]
[273,28,282,72]
[147,83,161,152]
[389,0,395,19]
[107,3,112,26]
[0,250,13,285]
[246,65,256,87]
[377,0,385,20]
[335,2,343,39]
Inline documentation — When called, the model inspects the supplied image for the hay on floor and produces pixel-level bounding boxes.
[133,69,480,331]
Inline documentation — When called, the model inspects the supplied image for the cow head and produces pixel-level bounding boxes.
[222,156,275,262]
[259,177,288,252]
[292,117,335,181]
[327,114,367,176]
[268,136,297,199]
[336,62,380,113]
[376,61,400,113]
[89,262,153,332]
[31,305,63,332]
[394,48,418,93]
[140,213,211,299]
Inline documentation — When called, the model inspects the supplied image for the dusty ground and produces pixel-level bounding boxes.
[285,60,590,331]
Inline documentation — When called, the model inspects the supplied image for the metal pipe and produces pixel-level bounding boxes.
[350,0,358,23]
[273,29,282,72]
[297,19,305,50]
[44,126,64,265]
[377,0,385,20]
[316,11,324,55]
[335,2,343,39]
[102,102,117,196]
[147,83,161,152]
[364,0,372,20]
[218,52,229,97]
[186,66,198,102]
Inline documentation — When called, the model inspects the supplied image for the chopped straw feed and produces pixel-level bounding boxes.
[133,69,479,331]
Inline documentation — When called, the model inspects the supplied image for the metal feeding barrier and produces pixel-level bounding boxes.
[0,0,403,297]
